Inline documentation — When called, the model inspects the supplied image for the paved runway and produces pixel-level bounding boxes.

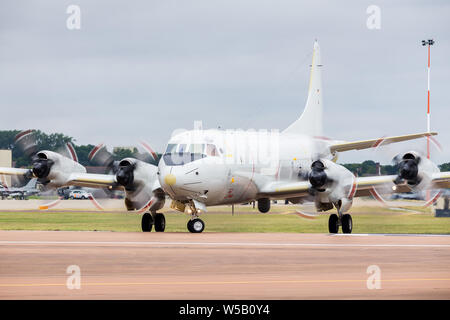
[0,231,449,299]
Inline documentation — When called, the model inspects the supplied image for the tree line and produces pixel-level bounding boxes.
[0,130,159,167]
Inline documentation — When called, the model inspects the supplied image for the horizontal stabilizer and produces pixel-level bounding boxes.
[330,132,437,153]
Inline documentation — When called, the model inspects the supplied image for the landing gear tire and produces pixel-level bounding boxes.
[154,213,166,232]
[257,198,270,213]
[141,212,153,232]
[342,214,353,234]
[328,214,339,234]
[187,218,205,233]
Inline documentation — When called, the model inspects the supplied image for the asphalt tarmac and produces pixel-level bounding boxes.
[0,231,449,299]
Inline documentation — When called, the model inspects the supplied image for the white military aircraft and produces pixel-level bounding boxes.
[1,41,449,233]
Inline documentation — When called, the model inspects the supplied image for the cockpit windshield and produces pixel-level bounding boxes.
[206,144,218,156]
[163,143,219,166]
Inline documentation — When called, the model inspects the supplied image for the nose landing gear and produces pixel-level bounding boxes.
[186,201,206,233]
[187,218,205,233]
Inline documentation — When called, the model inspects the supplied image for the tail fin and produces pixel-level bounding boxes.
[24,178,37,190]
[283,40,323,136]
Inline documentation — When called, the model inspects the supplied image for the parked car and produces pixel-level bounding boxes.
[390,192,424,200]
[68,190,90,200]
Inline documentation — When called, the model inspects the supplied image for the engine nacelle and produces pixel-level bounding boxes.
[394,151,439,191]
[32,150,86,187]
[308,159,355,213]
[115,158,164,211]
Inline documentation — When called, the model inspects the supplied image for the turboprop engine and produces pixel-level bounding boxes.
[29,150,86,187]
[308,159,355,214]
[393,151,439,191]
[114,158,164,211]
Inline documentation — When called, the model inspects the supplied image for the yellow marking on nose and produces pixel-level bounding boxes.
[164,174,176,186]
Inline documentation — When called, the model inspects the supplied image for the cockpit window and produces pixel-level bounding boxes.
[165,144,177,153]
[189,144,205,154]
[163,143,218,166]
[163,152,206,166]
[206,144,218,157]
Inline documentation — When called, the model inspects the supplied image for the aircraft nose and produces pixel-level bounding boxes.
[164,173,177,186]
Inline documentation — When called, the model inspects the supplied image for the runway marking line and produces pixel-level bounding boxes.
[0,241,449,248]
[0,278,449,288]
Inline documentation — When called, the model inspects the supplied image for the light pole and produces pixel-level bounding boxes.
[421,39,434,160]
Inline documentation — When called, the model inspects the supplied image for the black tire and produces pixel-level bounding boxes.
[257,198,271,213]
[154,213,166,232]
[141,212,153,232]
[342,214,353,234]
[328,214,339,234]
[187,218,205,233]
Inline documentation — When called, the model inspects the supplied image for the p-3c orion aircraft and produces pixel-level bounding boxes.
[1,41,449,233]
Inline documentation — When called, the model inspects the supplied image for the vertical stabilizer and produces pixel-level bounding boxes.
[283,41,323,136]
[24,178,37,190]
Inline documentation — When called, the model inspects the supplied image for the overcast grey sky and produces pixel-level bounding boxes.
[0,0,449,164]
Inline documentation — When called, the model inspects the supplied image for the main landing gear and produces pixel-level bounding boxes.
[328,213,352,234]
[141,212,166,232]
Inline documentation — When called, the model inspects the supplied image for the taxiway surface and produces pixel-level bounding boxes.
[0,231,449,299]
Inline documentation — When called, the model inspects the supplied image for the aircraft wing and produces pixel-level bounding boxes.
[258,180,311,199]
[257,171,450,199]
[329,132,437,153]
[352,172,450,197]
[431,171,450,189]
[0,167,119,189]
[65,172,119,189]
[0,167,30,176]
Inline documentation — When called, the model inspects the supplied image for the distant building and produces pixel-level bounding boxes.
[0,150,12,186]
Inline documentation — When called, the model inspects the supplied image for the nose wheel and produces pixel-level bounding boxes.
[187,218,205,233]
